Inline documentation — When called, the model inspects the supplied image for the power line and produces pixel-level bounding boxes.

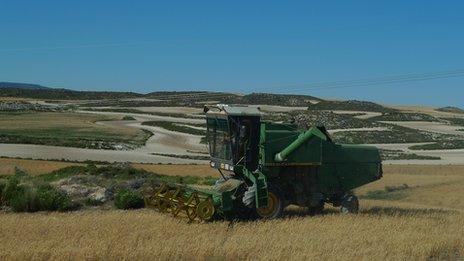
[268,69,464,93]
[147,69,464,101]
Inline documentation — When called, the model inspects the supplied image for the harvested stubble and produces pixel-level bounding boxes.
[0,158,82,175]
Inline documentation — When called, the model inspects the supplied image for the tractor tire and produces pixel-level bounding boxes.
[256,184,285,219]
[308,201,324,216]
[340,194,359,214]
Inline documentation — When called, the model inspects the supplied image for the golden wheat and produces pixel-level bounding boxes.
[0,207,462,260]
[0,164,463,260]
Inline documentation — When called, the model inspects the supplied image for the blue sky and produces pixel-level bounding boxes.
[1,1,463,107]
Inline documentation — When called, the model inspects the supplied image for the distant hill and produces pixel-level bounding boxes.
[436,106,464,114]
[226,93,322,106]
[0,82,398,111]
[0,87,142,100]
[307,100,396,113]
[0,82,51,90]
[145,91,322,107]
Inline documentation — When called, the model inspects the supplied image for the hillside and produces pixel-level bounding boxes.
[147,92,322,106]
[0,87,143,100]
[308,100,396,112]
[436,106,464,114]
[0,82,420,112]
[225,92,322,106]
[0,82,50,90]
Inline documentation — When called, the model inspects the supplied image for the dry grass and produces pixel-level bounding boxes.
[0,207,462,260]
[131,163,217,177]
[1,164,464,260]
[383,164,464,176]
[0,159,217,177]
[0,158,83,176]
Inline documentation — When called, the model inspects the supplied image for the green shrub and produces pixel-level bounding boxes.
[36,184,71,211]
[114,189,144,209]
[4,179,39,212]
[14,167,29,177]
[2,176,22,206]
[122,115,136,121]
[0,180,6,205]
[85,198,105,206]
[2,177,71,212]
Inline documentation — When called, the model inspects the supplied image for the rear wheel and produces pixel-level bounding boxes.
[340,194,359,214]
[256,185,284,219]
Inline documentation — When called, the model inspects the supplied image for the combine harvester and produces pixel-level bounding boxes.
[144,105,382,221]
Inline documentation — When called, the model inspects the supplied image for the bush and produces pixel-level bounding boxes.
[2,176,22,206]
[5,181,39,212]
[85,198,105,206]
[122,115,136,121]
[0,179,6,205]
[36,184,71,211]
[14,167,29,177]
[114,189,144,209]
[2,177,72,212]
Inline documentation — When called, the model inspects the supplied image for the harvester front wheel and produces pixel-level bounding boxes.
[340,194,359,214]
[308,201,324,216]
[256,185,284,219]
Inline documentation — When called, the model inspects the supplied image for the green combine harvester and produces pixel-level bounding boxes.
[144,104,382,221]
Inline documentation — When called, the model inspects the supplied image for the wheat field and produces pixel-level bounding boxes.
[0,158,83,176]
[0,206,462,260]
[0,164,464,260]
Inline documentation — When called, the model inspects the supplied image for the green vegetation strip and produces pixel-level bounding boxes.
[142,121,206,136]
[443,117,464,126]
[0,128,152,150]
[409,140,464,150]
[82,107,203,119]
[151,153,210,161]
[369,112,439,122]
[380,149,441,160]
[331,125,442,144]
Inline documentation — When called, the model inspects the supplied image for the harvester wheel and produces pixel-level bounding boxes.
[308,202,324,216]
[340,194,359,214]
[196,200,215,221]
[256,185,284,219]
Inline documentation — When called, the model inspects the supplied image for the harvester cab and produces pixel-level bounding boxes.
[145,104,382,221]
[203,104,261,176]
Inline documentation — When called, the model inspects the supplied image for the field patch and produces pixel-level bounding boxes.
[0,112,151,149]
[0,158,83,176]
